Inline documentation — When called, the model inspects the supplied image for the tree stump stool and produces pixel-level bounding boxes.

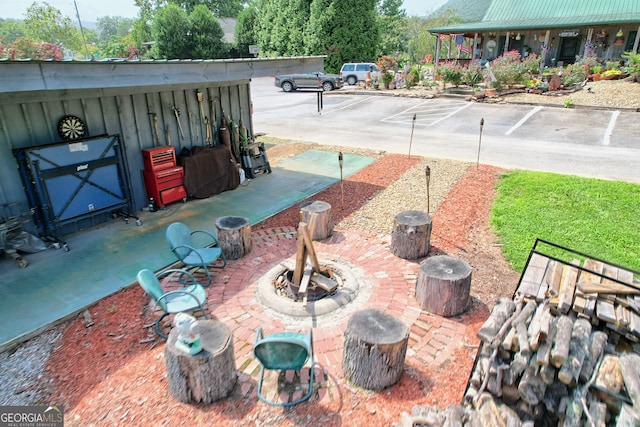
[390,210,432,259]
[165,320,236,403]
[300,201,333,240]
[342,309,409,390]
[215,216,251,260]
[416,255,472,317]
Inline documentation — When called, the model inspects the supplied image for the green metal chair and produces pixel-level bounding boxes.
[136,268,208,339]
[166,222,226,286]
[253,327,314,407]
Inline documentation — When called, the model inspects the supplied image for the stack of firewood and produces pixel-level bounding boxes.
[462,296,640,426]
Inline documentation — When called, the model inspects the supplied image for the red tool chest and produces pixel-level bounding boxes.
[142,146,187,208]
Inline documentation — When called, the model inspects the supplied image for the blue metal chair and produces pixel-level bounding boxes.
[166,222,226,286]
[253,327,314,406]
[136,268,208,339]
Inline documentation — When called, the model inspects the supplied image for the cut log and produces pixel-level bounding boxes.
[588,400,607,427]
[475,393,507,427]
[579,330,608,382]
[550,315,574,368]
[593,354,624,411]
[415,255,471,317]
[478,298,516,344]
[390,210,432,260]
[558,318,592,386]
[299,200,333,240]
[214,216,252,260]
[536,316,557,367]
[619,352,640,408]
[518,366,546,405]
[557,263,579,314]
[616,404,640,426]
[563,389,584,427]
[342,309,409,390]
[165,320,236,403]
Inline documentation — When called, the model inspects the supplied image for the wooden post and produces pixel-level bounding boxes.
[165,320,236,404]
[215,216,251,260]
[390,210,432,259]
[342,309,409,390]
[416,255,472,317]
[299,201,333,240]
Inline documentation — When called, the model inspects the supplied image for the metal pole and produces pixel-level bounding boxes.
[317,91,323,115]
[73,0,90,59]
[477,118,484,169]
[425,165,431,213]
[408,113,416,157]
[339,152,344,209]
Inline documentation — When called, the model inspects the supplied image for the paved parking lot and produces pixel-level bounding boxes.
[251,77,640,183]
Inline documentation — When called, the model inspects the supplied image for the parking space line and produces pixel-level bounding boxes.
[603,110,620,146]
[322,96,374,114]
[505,106,543,136]
[382,100,471,126]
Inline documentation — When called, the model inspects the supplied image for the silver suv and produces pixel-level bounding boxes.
[340,62,379,85]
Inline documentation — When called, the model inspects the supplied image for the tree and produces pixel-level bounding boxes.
[1,38,63,60]
[23,2,83,53]
[377,0,407,57]
[188,5,226,59]
[0,19,26,45]
[167,0,243,17]
[152,4,190,58]
[305,0,379,73]
[97,16,135,43]
[406,9,464,64]
[235,5,258,57]
[152,4,229,59]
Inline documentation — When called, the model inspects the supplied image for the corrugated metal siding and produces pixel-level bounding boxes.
[0,58,325,235]
[430,0,640,32]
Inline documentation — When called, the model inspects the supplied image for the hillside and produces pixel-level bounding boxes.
[431,0,492,22]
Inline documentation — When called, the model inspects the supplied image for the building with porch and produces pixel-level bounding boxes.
[430,0,640,68]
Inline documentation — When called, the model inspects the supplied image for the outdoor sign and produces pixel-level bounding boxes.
[559,29,579,37]
[249,45,259,56]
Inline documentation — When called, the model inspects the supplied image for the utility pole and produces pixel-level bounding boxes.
[74,0,90,59]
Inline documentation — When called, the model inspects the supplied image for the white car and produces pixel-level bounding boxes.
[340,62,380,85]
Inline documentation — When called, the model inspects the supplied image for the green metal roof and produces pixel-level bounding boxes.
[430,0,640,33]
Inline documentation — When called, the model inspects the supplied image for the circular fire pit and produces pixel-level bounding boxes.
[256,258,365,318]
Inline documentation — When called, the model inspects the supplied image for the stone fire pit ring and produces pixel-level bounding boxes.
[255,257,364,318]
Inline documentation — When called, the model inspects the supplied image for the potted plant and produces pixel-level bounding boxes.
[380,70,394,89]
[377,55,397,89]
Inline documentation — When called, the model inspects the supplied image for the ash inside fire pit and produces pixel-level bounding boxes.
[256,258,365,318]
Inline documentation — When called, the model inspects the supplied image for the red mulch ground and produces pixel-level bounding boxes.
[42,151,519,426]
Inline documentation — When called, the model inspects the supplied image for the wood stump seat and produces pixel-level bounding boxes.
[299,201,333,240]
[416,255,472,317]
[215,216,251,260]
[165,320,236,403]
[342,309,409,390]
[390,210,432,259]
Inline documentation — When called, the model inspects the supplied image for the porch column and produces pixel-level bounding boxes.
[473,32,479,60]
[540,30,551,70]
[634,25,640,53]
[504,31,510,53]
[435,34,441,70]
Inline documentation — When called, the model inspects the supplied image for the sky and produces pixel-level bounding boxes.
[2,0,449,22]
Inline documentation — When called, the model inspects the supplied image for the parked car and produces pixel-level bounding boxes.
[274,72,343,92]
[340,62,380,85]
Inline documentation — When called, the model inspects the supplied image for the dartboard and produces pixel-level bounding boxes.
[58,115,86,140]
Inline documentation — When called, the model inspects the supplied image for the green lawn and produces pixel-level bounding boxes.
[491,171,640,273]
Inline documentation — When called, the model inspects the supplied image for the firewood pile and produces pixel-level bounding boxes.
[395,246,640,427]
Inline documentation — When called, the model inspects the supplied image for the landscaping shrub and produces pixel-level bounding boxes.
[436,61,465,87]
